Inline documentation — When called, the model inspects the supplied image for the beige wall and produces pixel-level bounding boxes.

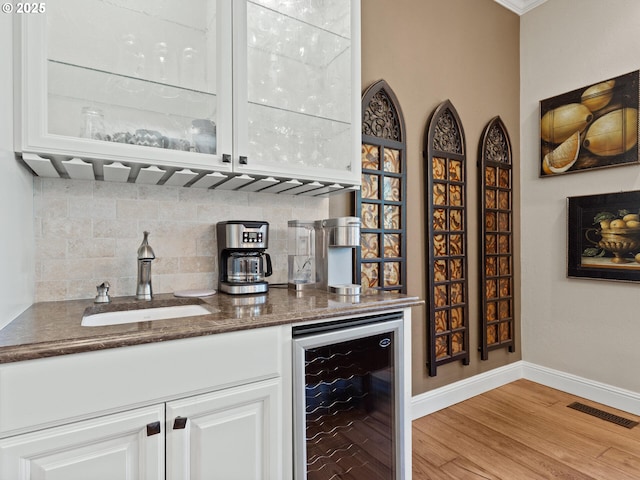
[358,0,521,394]
[521,0,640,394]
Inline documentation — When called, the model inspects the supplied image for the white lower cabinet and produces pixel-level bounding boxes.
[0,404,165,480]
[0,378,280,480]
[166,378,281,480]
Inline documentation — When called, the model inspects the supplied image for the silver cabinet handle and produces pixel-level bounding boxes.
[222,154,231,163]
[239,156,248,165]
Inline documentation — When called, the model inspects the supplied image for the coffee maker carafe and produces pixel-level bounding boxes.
[217,221,272,294]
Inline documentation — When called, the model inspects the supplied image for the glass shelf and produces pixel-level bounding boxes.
[47,60,217,153]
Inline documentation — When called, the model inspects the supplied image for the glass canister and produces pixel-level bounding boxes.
[288,220,316,289]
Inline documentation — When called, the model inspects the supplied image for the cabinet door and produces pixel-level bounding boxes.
[16,0,233,174]
[232,0,361,185]
[0,404,164,480]
[166,378,281,480]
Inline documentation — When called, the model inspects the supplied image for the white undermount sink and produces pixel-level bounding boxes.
[82,304,214,327]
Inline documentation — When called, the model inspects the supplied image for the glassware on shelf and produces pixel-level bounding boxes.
[191,119,216,154]
[80,107,106,140]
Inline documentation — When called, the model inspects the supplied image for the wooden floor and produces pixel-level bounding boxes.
[412,379,640,479]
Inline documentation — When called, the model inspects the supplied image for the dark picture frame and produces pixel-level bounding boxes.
[540,70,639,177]
[568,190,640,282]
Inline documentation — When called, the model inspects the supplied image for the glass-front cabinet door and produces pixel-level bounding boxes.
[234,0,361,186]
[16,0,233,176]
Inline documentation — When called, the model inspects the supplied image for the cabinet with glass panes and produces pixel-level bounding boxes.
[14,0,360,193]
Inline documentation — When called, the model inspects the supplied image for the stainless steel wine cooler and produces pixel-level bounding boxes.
[293,312,405,479]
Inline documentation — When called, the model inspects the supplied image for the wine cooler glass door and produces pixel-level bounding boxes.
[293,315,404,480]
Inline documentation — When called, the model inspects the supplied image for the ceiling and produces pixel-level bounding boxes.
[494,0,547,15]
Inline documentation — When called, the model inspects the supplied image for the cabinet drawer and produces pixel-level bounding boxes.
[0,326,282,438]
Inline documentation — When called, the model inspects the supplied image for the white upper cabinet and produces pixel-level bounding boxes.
[14,0,361,193]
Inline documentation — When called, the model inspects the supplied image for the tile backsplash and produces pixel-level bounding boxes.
[34,178,328,302]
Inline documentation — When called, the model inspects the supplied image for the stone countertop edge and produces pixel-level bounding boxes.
[0,288,424,364]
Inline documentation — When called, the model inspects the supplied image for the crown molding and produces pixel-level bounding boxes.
[494,0,547,15]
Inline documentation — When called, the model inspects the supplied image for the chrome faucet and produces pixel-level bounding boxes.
[136,231,155,300]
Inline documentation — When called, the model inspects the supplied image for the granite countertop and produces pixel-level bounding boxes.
[0,287,423,363]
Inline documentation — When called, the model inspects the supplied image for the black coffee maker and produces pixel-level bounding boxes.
[217,221,272,294]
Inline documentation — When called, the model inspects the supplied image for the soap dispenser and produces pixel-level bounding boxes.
[136,231,156,300]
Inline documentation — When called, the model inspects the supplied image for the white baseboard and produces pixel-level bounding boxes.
[521,361,640,416]
[411,362,523,420]
[412,360,640,420]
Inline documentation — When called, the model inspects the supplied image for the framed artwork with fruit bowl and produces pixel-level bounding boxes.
[568,190,640,282]
[540,70,639,177]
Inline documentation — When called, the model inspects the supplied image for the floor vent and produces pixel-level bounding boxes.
[567,402,639,429]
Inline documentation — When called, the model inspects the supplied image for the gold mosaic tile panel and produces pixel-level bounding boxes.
[435,310,448,333]
[450,307,464,329]
[383,262,401,286]
[498,234,510,254]
[498,168,510,188]
[449,259,463,279]
[499,257,510,275]
[361,174,379,199]
[434,285,448,307]
[362,144,380,170]
[486,212,497,231]
[449,185,462,206]
[450,282,464,305]
[434,235,447,256]
[486,234,497,254]
[433,157,446,179]
[451,332,463,354]
[485,166,496,186]
[449,234,463,255]
[498,191,510,210]
[450,209,463,231]
[486,257,497,276]
[383,234,400,258]
[383,205,401,229]
[433,182,447,205]
[449,160,462,181]
[383,177,401,201]
[361,233,379,259]
[499,300,510,319]
[434,260,447,282]
[361,203,379,229]
[435,335,448,360]
[486,189,496,209]
[384,148,401,173]
[487,325,498,345]
[361,262,379,288]
[433,208,447,231]
[499,278,511,297]
[486,280,497,299]
[498,212,510,231]
[487,302,497,321]
[499,322,511,341]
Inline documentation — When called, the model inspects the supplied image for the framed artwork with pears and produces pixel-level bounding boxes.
[568,190,640,282]
[540,70,639,177]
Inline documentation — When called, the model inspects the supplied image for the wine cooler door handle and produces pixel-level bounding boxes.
[173,416,188,430]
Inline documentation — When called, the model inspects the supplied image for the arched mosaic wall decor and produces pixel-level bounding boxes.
[424,100,469,377]
[357,80,407,293]
[479,116,515,360]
